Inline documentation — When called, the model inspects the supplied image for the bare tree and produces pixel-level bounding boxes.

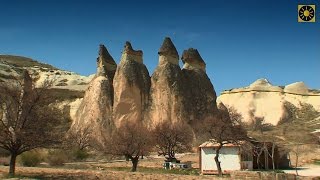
[228,106,244,125]
[290,143,304,176]
[66,126,93,150]
[0,71,70,176]
[153,122,193,162]
[201,110,247,176]
[106,123,153,172]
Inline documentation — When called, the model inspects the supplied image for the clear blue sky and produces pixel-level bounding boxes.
[0,0,319,94]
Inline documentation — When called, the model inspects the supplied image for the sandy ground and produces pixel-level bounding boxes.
[0,153,215,180]
[283,164,320,177]
[0,166,217,180]
[1,153,319,179]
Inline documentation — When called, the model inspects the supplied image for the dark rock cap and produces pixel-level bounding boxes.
[181,48,205,65]
[158,37,179,58]
[123,41,143,56]
[98,44,116,65]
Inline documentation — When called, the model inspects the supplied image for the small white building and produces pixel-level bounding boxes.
[199,141,253,175]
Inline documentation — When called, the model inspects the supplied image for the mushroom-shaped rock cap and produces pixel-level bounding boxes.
[158,37,179,58]
[96,44,117,77]
[121,41,143,64]
[98,44,116,65]
[181,48,206,70]
[123,41,143,56]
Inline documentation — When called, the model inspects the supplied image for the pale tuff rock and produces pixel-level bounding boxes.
[218,78,320,125]
[249,78,283,91]
[181,48,206,71]
[96,44,117,81]
[181,48,218,125]
[147,37,185,127]
[71,45,116,145]
[113,41,150,127]
[284,82,308,94]
[72,76,114,145]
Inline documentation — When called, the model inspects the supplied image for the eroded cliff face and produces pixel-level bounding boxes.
[218,79,320,125]
[71,45,116,145]
[181,48,218,125]
[113,42,151,127]
[147,37,185,127]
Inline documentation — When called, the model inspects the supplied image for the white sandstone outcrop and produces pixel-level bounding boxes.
[218,79,320,125]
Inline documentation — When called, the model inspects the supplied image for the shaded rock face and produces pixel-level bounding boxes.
[71,45,116,145]
[147,37,185,127]
[148,39,218,128]
[181,48,218,125]
[113,42,151,127]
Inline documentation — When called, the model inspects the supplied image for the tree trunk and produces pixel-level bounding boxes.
[9,153,17,177]
[271,143,275,170]
[295,153,299,176]
[214,144,223,176]
[131,157,139,172]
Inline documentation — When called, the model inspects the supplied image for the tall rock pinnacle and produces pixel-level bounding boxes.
[113,41,150,127]
[96,44,117,81]
[181,48,206,71]
[181,48,217,127]
[147,37,185,127]
[71,45,115,146]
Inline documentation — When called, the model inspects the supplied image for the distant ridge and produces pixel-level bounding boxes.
[0,55,58,70]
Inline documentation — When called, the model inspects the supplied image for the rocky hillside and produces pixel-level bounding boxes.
[0,55,93,120]
[0,55,94,91]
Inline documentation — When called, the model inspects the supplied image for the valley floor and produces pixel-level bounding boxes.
[0,153,319,179]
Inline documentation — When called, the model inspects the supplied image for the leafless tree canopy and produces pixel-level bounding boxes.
[153,122,193,162]
[105,123,153,172]
[0,71,70,176]
[66,126,93,150]
[200,109,248,176]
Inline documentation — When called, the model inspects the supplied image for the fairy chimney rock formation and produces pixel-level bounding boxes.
[96,44,117,81]
[182,48,206,71]
[181,48,217,125]
[147,37,185,127]
[71,45,115,146]
[113,41,150,127]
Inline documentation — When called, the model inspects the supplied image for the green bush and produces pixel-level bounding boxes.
[47,149,68,166]
[73,149,89,161]
[20,151,42,167]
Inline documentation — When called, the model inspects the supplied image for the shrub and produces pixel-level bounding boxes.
[20,151,42,167]
[47,149,68,166]
[72,149,89,161]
